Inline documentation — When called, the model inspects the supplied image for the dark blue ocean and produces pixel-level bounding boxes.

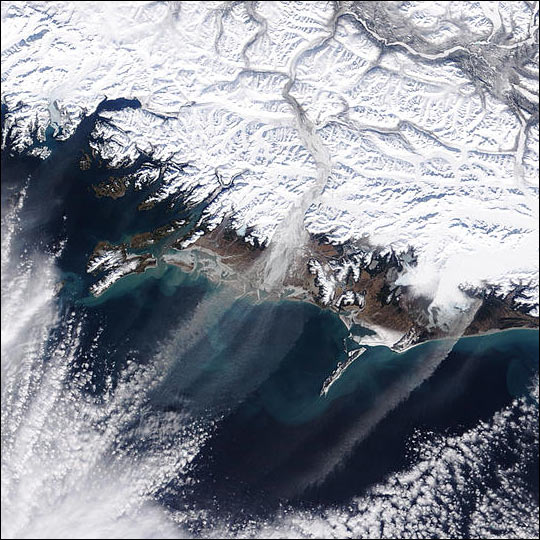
[1,111,538,537]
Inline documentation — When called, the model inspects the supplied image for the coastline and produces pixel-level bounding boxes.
[81,212,538,355]
[161,243,539,355]
[391,326,540,356]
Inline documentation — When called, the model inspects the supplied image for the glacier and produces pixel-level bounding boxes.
[2,176,538,539]
[1,1,539,319]
[2,3,540,538]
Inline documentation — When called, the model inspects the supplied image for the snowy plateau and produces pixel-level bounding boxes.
[1,1,539,336]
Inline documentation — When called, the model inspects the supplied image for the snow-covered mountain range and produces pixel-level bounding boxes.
[2,1,538,319]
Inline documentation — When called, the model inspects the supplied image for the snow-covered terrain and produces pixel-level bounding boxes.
[86,242,157,297]
[2,146,538,540]
[1,1,538,316]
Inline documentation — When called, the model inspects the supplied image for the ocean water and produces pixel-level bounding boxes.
[1,113,538,538]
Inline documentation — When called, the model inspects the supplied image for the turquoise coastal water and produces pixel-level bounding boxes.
[114,266,535,508]
[74,258,538,427]
[55,253,539,509]
[2,113,538,533]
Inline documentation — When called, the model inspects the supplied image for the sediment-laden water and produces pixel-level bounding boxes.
[1,121,538,538]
